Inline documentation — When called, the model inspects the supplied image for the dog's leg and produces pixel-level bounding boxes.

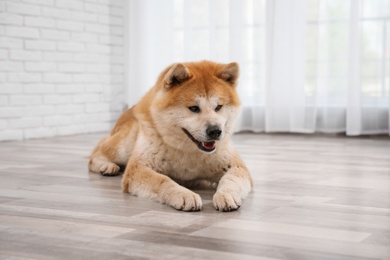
[213,159,253,212]
[88,136,121,176]
[89,108,138,176]
[89,155,120,176]
[122,163,202,211]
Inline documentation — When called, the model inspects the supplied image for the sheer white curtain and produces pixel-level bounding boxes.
[126,0,390,135]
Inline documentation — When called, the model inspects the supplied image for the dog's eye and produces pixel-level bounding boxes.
[215,105,223,112]
[188,106,200,113]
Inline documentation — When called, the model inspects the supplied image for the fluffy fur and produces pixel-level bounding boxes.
[89,60,253,211]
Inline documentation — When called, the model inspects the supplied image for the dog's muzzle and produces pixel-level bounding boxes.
[182,128,218,153]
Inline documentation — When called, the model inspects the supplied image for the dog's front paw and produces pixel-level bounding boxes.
[100,163,120,176]
[168,188,202,211]
[213,191,242,212]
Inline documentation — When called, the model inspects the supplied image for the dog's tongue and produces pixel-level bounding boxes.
[202,141,215,150]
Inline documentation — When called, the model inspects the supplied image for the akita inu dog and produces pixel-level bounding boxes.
[89,61,253,211]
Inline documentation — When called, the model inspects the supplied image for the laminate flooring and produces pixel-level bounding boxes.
[0,133,389,259]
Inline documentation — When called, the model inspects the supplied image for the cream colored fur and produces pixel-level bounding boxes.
[89,60,253,211]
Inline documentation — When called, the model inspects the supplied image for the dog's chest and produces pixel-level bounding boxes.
[149,146,226,181]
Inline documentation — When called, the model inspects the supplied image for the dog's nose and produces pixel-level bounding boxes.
[206,125,222,140]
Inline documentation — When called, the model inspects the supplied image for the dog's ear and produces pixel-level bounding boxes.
[219,62,239,86]
[164,63,192,89]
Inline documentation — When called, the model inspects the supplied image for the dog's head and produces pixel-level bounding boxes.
[151,61,240,153]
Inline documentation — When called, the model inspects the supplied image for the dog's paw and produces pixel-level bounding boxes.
[100,163,120,176]
[168,188,202,211]
[213,191,242,212]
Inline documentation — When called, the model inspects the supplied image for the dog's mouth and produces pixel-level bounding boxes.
[182,128,216,153]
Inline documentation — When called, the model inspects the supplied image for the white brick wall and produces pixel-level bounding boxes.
[0,0,126,141]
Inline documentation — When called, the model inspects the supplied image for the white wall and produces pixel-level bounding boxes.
[0,0,127,141]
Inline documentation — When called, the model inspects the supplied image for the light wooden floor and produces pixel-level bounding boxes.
[0,133,389,259]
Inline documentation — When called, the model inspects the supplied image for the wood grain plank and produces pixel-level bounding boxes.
[0,133,389,259]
